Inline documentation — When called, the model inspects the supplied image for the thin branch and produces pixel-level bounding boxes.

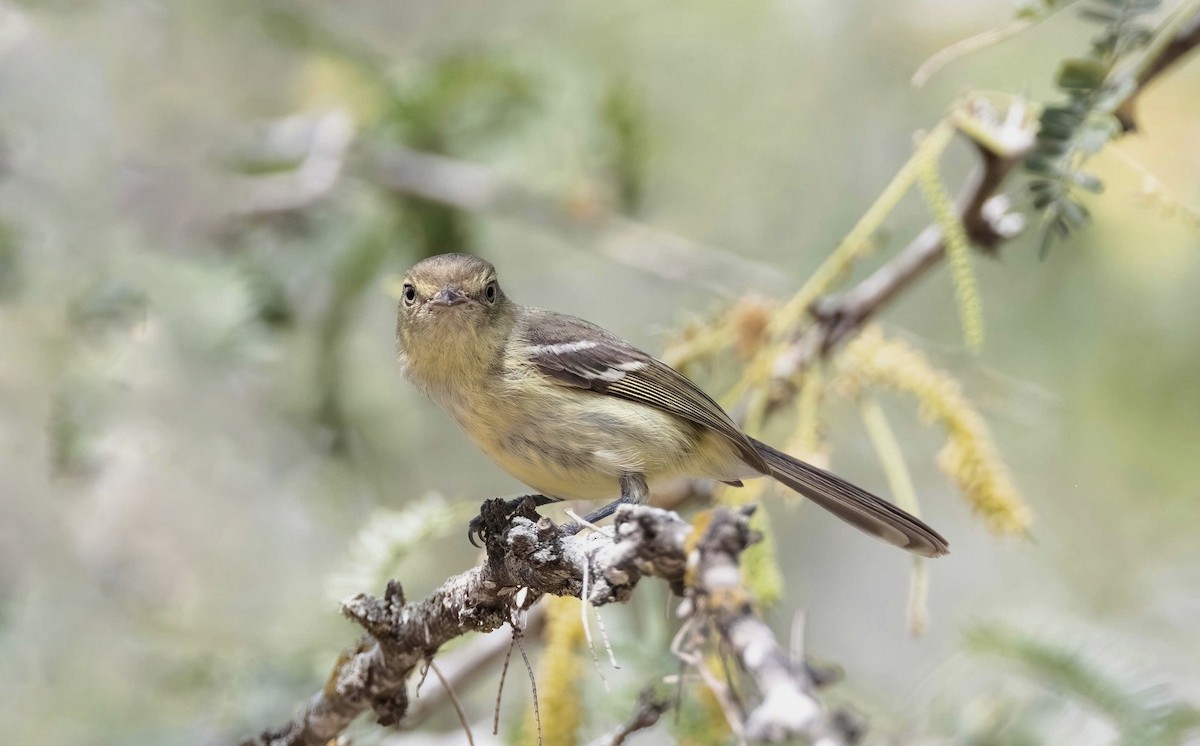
[428,661,475,746]
[515,631,542,746]
[910,1,1085,88]
[398,606,546,730]
[1117,5,1200,131]
[585,687,674,746]
[911,19,1035,88]
[778,101,1036,384]
[245,503,850,745]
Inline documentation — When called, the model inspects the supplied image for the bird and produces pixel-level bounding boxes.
[394,253,949,558]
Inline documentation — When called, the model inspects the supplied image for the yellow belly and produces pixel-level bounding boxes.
[450,384,749,501]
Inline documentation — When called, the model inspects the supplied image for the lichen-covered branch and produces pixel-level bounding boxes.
[677,510,858,742]
[246,501,852,746]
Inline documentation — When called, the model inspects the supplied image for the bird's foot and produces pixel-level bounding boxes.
[467,494,555,548]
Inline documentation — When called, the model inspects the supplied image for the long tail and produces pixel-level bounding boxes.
[750,438,949,558]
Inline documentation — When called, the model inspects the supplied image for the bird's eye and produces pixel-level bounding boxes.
[403,284,416,305]
[484,281,498,304]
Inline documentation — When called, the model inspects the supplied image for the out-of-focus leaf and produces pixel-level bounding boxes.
[964,623,1200,743]
[0,222,20,300]
[1056,58,1108,90]
[1072,171,1104,193]
[1093,75,1137,112]
[1077,114,1121,153]
[67,279,147,333]
[1080,6,1120,23]
[601,80,650,216]
[381,53,537,152]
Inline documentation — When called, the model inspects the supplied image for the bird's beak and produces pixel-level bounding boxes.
[427,286,468,309]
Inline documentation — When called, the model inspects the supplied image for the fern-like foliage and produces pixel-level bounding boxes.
[965,623,1200,744]
[1026,0,1162,256]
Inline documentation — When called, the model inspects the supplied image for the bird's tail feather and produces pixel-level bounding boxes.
[750,438,949,558]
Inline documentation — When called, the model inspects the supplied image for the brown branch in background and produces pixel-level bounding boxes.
[802,140,1028,366]
[246,503,856,746]
[1117,7,1200,132]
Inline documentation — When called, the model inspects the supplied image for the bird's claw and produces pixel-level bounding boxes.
[467,495,547,548]
[467,514,488,548]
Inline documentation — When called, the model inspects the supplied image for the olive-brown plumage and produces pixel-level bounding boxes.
[395,253,949,557]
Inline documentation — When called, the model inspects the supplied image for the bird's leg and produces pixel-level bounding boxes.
[468,494,556,547]
[560,473,649,536]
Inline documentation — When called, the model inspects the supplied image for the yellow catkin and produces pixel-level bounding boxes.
[787,365,828,465]
[521,596,586,746]
[838,328,1031,536]
[729,295,776,360]
[915,122,985,353]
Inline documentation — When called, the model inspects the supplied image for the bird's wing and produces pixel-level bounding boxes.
[520,310,769,473]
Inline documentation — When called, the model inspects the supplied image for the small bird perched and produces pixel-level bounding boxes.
[395,253,949,558]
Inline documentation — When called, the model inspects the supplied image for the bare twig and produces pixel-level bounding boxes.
[578,546,609,689]
[910,1,1084,88]
[400,605,546,730]
[585,687,674,746]
[515,631,542,746]
[428,661,475,746]
[911,19,1035,88]
[494,637,516,737]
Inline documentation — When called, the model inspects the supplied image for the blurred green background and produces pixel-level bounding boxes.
[0,0,1197,744]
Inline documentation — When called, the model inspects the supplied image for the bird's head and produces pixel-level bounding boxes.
[395,253,513,370]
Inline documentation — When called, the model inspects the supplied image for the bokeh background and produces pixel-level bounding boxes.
[1,0,1198,744]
